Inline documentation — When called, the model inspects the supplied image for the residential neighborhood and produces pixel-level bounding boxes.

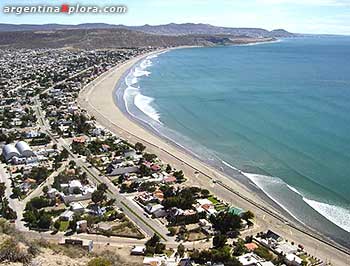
[0,47,333,266]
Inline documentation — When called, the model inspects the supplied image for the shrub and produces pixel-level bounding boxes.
[87,257,112,266]
[0,238,32,264]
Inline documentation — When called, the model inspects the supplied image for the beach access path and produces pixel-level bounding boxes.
[77,48,350,266]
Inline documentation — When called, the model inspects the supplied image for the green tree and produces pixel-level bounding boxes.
[201,189,210,198]
[0,183,5,200]
[11,187,21,199]
[242,210,254,221]
[213,234,227,249]
[177,244,185,258]
[210,211,242,235]
[173,170,185,182]
[53,220,60,231]
[61,148,69,160]
[0,198,17,220]
[145,234,164,255]
[92,190,106,205]
[168,227,177,236]
[165,164,172,173]
[143,153,157,162]
[37,212,52,229]
[42,185,49,195]
[233,239,247,256]
[97,183,108,192]
[135,142,146,152]
[139,164,152,176]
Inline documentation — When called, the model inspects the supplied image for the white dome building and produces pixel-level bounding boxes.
[15,141,34,157]
[2,144,20,161]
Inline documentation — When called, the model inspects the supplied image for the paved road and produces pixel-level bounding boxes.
[33,93,173,242]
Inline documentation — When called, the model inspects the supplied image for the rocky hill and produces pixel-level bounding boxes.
[0,28,276,49]
[0,22,295,37]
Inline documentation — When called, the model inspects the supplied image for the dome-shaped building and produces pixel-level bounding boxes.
[15,141,34,157]
[2,144,20,161]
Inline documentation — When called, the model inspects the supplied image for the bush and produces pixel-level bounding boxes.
[213,234,227,249]
[135,142,146,152]
[254,245,273,261]
[0,238,32,264]
[87,257,112,266]
[168,227,177,236]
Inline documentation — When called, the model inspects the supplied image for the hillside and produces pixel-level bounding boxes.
[117,23,295,37]
[0,219,142,266]
[0,28,276,49]
[0,22,295,37]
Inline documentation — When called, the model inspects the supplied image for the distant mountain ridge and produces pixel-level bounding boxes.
[0,22,295,37]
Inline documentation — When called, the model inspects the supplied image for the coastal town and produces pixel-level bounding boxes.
[0,47,347,266]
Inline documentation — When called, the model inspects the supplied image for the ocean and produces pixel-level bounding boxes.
[116,36,350,247]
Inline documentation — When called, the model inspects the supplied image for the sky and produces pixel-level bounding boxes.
[1,0,350,34]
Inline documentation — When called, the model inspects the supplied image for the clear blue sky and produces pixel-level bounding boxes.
[1,0,350,34]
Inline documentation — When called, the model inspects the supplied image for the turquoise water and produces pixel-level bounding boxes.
[118,37,350,246]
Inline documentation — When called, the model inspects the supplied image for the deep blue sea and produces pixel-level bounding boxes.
[117,37,350,246]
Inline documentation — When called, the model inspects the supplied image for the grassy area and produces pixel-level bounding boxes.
[215,204,227,211]
[186,228,207,242]
[59,221,69,231]
[164,249,174,257]
[208,196,219,204]
[300,254,318,265]
[109,221,144,239]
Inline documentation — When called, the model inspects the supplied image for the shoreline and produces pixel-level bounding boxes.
[78,47,350,265]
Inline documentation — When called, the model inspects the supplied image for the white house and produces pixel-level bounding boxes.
[59,210,74,221]
[285,254,302,266]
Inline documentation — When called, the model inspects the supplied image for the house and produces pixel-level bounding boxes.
[238,253,264,266]
[59,238,93,252]
[275,242,298,255]
[258,262,275,266]
[76,220,87,233]
[131,245,146,256]
[107,165,139,176]
[285,254,302,266]
[143,256,167,266]
[145,203,164,215]
[59,210,74,221]
[245,243,259,252]
[47,188,57,199]
[87,205,106,217]
[124,149,137,158]
[153,190,164,202]
[150,164,161,172]
[70,202,85,214]
[68,180,83,194]
[136,192,158,205]
[153,208,167,218]
[178,258,193,266]
[228,206,245,216]
[163,175,177,184]
[266,230,283,242]
[72,136,86,144]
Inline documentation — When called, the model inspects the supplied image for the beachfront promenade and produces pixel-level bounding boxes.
[77,50,350,266]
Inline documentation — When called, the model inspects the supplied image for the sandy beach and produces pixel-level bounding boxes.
[78,48,350,265]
